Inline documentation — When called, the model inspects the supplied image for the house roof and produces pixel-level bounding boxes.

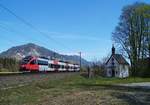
[106,54,129,65]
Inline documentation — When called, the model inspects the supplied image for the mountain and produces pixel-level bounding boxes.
[0,43,90,66]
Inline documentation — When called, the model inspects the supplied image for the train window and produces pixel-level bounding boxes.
[37,60,48,65]
[54,64,60,68]
[49,64,52,68]
[68,66,70,69]
[58,65,60,68]
[21,60,29,64]
[51,64,54,68]
[30,60,36,64]
[66,66,69,69]
[22,56,33,64]
[50,64,61,68]
[48,64,52,68]
[62,65,64,69]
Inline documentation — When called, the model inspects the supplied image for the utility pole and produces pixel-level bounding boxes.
[79,52,81,70]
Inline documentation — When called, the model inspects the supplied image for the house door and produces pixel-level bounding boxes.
[112,69,115,77]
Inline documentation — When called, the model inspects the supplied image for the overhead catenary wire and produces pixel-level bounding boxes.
[0,23,54,49]
[0,3,82,64]
[0,26,17,45]
[0,3,73,52]
[0,23,29,41]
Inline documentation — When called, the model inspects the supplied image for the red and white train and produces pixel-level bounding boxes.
[20,56,80,72]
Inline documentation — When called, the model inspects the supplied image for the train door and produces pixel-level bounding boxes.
[48,60,55,71]
[53,60,59,72]
[29,59,39,71]
[37,60,49,71]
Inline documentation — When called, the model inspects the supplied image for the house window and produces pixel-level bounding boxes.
[111,58,115,66]
[116,71,118,75]
[123,65,125,70]
[112,58,114,61]
[109,70,111,74]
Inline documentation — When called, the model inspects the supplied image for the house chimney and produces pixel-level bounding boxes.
[112,44,115,55]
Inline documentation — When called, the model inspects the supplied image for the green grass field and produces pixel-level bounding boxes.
[0,75,150,105]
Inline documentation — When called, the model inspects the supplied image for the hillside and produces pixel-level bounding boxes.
[0,43,90,66]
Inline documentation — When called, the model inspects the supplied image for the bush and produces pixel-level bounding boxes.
[91,64,105,77]
[0,68,10,72]
[130,58,150,77]
[0,57,19,72]
[80,67,87,72]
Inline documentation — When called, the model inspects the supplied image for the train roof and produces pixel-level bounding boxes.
[23,56,79,65]
[58,60,79,65]
[39,56,49,60]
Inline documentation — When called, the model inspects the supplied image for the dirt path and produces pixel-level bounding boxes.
[118,82,150,89]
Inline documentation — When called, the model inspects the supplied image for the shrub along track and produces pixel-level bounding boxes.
[0,72,79,89]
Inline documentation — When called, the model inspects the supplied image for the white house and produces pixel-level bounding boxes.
[105,46,129,78]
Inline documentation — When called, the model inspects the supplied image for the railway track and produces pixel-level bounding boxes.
[0,72,79,90]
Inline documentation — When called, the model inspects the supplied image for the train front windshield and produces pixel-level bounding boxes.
[21,56,33,64]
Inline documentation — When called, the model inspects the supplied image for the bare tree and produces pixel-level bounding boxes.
[112,2,150,75]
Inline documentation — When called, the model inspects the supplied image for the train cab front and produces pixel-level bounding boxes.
[19,64,28,72]
[19,56,33,72]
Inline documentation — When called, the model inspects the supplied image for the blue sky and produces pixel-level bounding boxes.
[0,0,149,61]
